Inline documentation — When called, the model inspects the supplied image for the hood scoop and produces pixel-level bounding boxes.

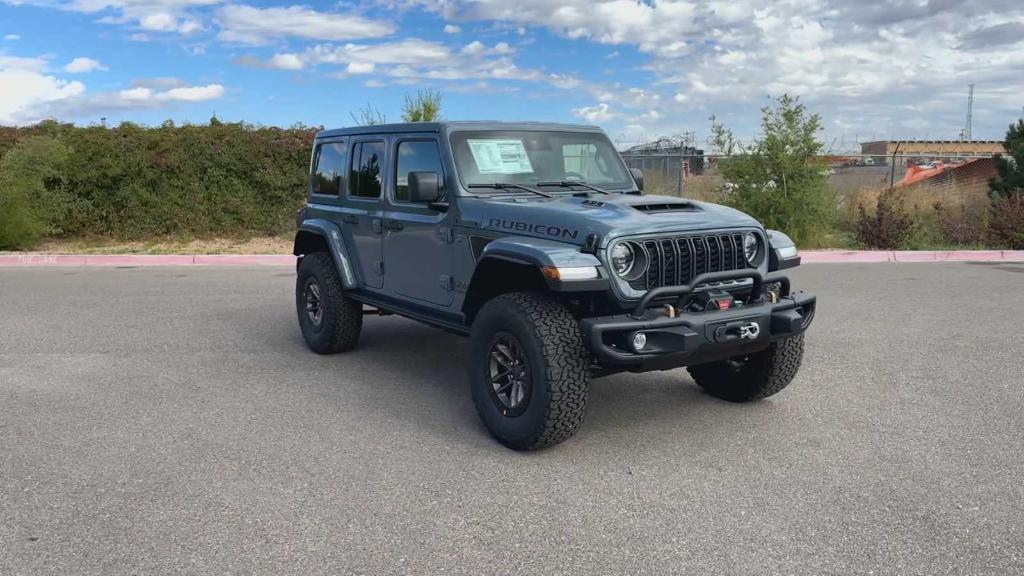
[631,201,702,214]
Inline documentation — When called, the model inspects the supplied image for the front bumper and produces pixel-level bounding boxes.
[580,280,815,372]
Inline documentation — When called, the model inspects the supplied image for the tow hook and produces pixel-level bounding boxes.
[713,320,762,343]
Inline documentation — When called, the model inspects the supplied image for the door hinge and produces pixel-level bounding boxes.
[439,275,453,291]
[438,226,454,244]
[371,218,383,234]
[373,261,384,275]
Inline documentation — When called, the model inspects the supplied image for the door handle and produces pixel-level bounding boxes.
[340,214,358,224]
[384,220,404,231]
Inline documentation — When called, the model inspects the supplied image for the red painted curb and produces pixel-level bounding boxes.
[1,251,1022,267]
[193,255,294,266]
[803,250,1024,263]
[0,254,294,267]
[801,251,891,263]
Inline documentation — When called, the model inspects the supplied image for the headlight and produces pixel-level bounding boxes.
[744,232,759,264]
[610,242,635,276]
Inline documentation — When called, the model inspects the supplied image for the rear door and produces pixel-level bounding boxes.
[343,138,387,289]
[383,137,453,306]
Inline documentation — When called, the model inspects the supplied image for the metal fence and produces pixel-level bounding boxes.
[620,152,1004,197]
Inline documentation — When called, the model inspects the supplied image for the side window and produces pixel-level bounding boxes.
[311,141,346,195]
[395,140,443,202]
[349,141,384,199]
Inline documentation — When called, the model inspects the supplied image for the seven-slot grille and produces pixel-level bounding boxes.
[628,232,750,291]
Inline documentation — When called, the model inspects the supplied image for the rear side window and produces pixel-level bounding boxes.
[395,140,443,202]
[349,141,385,199]
[311,142,346,195]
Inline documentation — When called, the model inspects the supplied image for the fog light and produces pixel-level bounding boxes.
[632,332,647,351]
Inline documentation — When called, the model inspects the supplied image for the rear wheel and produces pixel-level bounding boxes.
[688,334,805,402]
[469,293,590,450]
[296,252,362,354]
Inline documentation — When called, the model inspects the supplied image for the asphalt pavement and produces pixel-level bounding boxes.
[2,262,1023,575]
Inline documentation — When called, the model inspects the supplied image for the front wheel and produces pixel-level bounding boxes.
[469,293,590,450]
[688,334,805,402]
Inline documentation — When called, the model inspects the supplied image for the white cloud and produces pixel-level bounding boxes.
[572,102,615,122]
[63,0,217,35]
[547,73,581,89]
[64,57,107,73]
[419,0,1024,139]
[247,36,544,85]
[163,84,223,101]
[4,34,19,41]
[0,65,85,124]
[346,61,375,74]
[267,53,304,70]
[215,5,394,45]
[443,24,461,34]
[0,54,47,72]
[115,83,225,103]
[460,40,513,56]
[0,55,225,124]
[116,82,224,103]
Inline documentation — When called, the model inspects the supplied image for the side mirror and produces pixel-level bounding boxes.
[629,167,644,192]
[407,171,441,203]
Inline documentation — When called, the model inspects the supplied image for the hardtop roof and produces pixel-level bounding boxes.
[316,121,603,139]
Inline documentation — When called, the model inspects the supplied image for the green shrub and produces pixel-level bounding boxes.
[0,136,71,249]
[989,119,1024,200]
[0,120,318,245]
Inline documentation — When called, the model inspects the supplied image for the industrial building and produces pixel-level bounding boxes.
[860,140,1006,164]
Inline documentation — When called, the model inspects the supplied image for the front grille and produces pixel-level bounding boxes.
[629,232,750,291]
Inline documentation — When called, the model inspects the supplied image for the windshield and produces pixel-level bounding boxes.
[450,130,632,192]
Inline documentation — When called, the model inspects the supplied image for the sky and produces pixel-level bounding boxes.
[1,0,1023,149]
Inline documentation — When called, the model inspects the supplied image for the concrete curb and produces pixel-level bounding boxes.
[1,251,1022,267]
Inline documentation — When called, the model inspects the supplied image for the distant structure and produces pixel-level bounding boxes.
[965,84,974,141]
[621,137,705,175]
[860,140,1006,164]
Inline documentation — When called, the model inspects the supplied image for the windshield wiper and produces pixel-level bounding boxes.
[536,180,611,194]
[467,183,552,198]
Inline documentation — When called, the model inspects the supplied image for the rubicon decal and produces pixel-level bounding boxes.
[487,219,579,240]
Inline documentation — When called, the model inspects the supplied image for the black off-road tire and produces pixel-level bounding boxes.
[688,334,805,402]
[469,292,590,450]
[296,252,362,354]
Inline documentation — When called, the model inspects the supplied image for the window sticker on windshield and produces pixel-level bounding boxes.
[467,139,534,174]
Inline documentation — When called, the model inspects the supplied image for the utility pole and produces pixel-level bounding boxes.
[965,84,974,141]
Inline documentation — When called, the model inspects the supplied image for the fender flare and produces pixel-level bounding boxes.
[478,235,602,269]
[766,229,801,271]
[293,219,358,289]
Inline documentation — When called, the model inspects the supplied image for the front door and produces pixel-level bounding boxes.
[344,139,386,289]
[383,138,453,306]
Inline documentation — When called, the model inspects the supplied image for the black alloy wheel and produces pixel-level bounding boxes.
[487,332,532,417]
[303,277,324,331]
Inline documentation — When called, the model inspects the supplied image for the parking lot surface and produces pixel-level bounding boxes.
[2,262,1023,575]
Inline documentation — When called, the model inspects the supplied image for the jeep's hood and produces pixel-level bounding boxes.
[458,193,761,247]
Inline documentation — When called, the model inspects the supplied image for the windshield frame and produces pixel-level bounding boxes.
[447,129,635,196]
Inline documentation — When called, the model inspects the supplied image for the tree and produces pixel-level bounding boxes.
[710,95,833,246]
[989,118,1024,200]
[350,103,386,126]
[401,89,443,122]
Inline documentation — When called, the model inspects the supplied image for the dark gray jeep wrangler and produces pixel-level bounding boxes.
[294,122,815,450]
